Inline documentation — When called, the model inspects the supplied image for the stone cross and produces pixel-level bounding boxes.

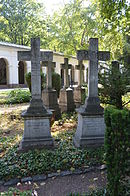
[77,38,110,114]
[61,58,72,88]
[75,60,85,87]
[41,61,56,89]
[18,38,53,99]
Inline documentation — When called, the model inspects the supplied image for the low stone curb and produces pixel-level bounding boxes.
[1,165,107,187]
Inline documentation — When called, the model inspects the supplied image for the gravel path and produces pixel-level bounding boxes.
[0,171,106,195]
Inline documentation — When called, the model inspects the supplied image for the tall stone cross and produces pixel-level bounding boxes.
[18,38,53,100]
[77,38,110,114]
[41,61,56,89]
[61,58,72,88]
[75,60,85,87]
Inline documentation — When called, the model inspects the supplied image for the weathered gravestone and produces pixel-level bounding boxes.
[59,58,75,112]
[18,38,54,150]
[73,38,110,147]
[41,61,61,119]
[74,60,85,108]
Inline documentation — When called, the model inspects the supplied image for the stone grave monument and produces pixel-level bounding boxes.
[59,58,75,112]
[73,38,110,147]
[18,38,54,150]
[74,60,85,108]
[41,61,61,119]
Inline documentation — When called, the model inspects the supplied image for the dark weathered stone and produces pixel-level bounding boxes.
[73,38,110,148]
[4,178,20,186]
[42,89,61,119]
[32,174,47,182]
[17,38,54,151]
[59,88,75,112]
[48,172,60,178]
[73,87,85,108]
[21,177,32,183]
[73,169,83,175]
[60,171,72,176]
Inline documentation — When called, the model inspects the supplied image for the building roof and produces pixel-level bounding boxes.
[0,41,76,59]
[0,41,30,50]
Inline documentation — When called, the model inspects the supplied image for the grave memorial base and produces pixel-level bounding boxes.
[59,88,75,112]
[19,99,54,151]
[42,89,61,119]
[73,107,105,148]
[73,86,85,108]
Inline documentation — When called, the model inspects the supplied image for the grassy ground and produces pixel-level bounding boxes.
[0,107,105,181]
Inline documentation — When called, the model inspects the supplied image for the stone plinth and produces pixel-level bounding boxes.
[19,99,54,151]
[59,88,75,112]
[42,89,61,119]
[73,108,105,148]
[73,87,85,108]
[19,116,53,150]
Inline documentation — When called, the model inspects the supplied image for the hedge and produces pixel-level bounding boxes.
[104,107,130,196]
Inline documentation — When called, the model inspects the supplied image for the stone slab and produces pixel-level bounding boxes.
[59,88,75,112]
[19,116,53,151]
[42,89,61,119]
[73,113,105,148]
[73,87,85,108]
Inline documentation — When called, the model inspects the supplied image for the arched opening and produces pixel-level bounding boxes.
[18,61,26,84]
[0,58,7,85]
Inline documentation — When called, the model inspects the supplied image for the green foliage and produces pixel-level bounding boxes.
[52,72,61,97]
[0,129,105,180]
[99,61,129,109]
[104,107,130,195]
[0,0,47,46]
[47,1,98,55]
[1,187,33,195]
[25,72,46,92]
[6,89,31,104]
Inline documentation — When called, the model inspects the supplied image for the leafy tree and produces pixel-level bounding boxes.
[0,0,47,45]
[47,0,98,55]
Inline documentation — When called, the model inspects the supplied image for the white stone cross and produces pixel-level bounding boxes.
[60,58,72,88]
[18,38,53,99]
[77,38,110,114]
[41,61,56,89]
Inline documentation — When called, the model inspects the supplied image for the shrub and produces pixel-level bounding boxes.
[52,72,61,97]
[99,61,129,109]
[6,89,31,104]
[25,72,46,92]
[104,107,130,196]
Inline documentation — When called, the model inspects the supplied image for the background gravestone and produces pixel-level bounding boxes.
[73,38,110,148]
[18,38,54,150]
[41,61,61,119]
[73,60,85,108]
[59,58,75,112]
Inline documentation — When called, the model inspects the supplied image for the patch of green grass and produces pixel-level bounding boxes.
[0,89,31,104]
[0,130,105,181]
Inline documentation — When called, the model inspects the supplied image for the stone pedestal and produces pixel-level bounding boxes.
[73,107,105,148]
[42,89,61,119]
[59,88,75,112]
[73,87,85,108]
[19,99,54,151]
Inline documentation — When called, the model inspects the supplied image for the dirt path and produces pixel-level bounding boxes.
[0,171,106,195]
[0,103,29,114]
